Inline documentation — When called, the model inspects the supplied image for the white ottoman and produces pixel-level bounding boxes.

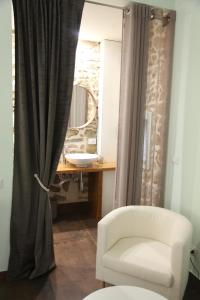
[83,286,168,300]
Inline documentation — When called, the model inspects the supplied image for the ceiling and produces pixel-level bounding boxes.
[79,3,123,42]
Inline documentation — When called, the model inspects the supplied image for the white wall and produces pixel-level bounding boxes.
[98,40,122,216]
[80,3,122,42]
[0,0,13,272]
[165,0,200,274]
[93,0,175,10]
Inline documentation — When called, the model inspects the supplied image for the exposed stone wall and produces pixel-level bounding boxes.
[50,173,88,205]
[64,40,100,155]
[51,41,100,208]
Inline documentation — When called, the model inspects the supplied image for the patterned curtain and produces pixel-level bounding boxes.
[141,8,176,206]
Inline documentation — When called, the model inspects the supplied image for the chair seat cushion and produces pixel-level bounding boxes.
[102,237,173,288]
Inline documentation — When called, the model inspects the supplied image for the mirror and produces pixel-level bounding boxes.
[68,85,96,129]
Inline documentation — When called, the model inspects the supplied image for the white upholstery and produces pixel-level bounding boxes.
[103,237,173,287]
[96,206,192,300]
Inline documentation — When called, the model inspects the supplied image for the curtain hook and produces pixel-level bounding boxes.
[150,8,155,20]
[125,8,130,15]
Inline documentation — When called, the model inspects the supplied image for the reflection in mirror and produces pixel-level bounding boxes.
[69,85,87,128]
[68,85,96,129]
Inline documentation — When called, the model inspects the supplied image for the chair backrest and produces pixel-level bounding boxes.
[115,206,191,246]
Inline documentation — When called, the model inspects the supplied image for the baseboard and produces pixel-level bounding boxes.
[0,271,7,280]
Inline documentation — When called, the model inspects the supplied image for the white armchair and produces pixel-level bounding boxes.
[96,206,192,300]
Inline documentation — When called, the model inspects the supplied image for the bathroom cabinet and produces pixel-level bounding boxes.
[56,162,115,221]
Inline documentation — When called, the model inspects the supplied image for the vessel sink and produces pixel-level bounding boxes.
[65,153,98,167]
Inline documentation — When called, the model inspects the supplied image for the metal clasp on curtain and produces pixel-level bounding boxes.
[150,8,171,26]
[34,174,50,193]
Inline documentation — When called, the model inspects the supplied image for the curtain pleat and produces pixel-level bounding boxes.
[8,0,85,279]
[115,3,151,207]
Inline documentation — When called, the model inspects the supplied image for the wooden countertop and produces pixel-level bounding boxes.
[57,162,116,173]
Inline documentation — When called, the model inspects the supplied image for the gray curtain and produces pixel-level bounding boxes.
[8,0,84,279]
[115,3,151,207]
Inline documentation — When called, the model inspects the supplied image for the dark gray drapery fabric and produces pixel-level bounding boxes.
[115,3,151,207]
[8,0,85,279]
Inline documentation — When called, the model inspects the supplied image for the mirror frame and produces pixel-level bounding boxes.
[69,84,97,130]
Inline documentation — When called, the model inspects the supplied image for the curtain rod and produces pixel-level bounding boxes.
[85,1,123,10]
[85,1,172,22]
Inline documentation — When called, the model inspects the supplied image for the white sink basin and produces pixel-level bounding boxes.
[65,153,98,167]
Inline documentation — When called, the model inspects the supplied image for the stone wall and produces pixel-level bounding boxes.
[51,40,100,209]
[50,173,88,205]
[64,40,100,155]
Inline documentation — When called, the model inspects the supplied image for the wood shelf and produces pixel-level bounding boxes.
[56,161,116,221]
[56,162,116,174]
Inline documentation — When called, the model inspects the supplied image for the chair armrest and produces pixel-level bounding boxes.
[97,207,130,256]
[170,223,192,299]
